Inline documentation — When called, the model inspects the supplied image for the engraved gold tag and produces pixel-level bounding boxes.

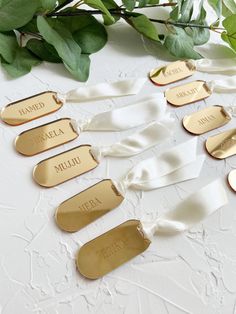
[206,128,236,159]
[1,91,63,126]
[183,106,231,135]
[149,60,196,86]
[55,180,124,232]
[165,80,212,106]
[76,219,151,279]
[33,145,98,187]
[228,170,236,192]
[15,118,78,156]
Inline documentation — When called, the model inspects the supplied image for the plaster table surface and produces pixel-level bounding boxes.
[0,5,236,314]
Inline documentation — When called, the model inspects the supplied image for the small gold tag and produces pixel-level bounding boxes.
[228,170,236,192]
[1,91,63,126]
[76,220,151,279]
[15,118,78,156]
[55,179,124,232]
[165,80,212,106]
[183,106,231,135]
[149,60,196,86]
[33,145,98,187]
[206,128,236,159]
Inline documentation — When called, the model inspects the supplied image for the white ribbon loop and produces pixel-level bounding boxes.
[57,78,147,103]
[142,180,228,238]
[206,77,236,92]
[116,137,204,193]
[192,58,236,73]
[90,118,174,162]
[223,105,236,118]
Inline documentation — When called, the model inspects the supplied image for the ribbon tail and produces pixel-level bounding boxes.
[142,180,228,238]
[61,78,147,102]
[207,77,236,92]
[194,58,236,73]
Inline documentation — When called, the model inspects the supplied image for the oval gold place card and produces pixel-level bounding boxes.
[165,80,212,106]
[15,118,78,156]
[1,91,63,126]
[149,60,196,86]
[206,128,236,159]
[183,106,231,135]
[76,219,151,279]
[228,169,236,192]
[56,180,124,232]
[33,145,98,187]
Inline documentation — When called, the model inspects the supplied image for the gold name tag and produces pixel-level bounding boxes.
[76,220,151,279]
[183,106,231,135]
[55,180,124,232]
[1,91,63,126]
[228,170,236,192]
[165,80,212,106]
[15,118,78,156]
[149,60,196,86]
[206,128,236,159]
[33,145,98,187]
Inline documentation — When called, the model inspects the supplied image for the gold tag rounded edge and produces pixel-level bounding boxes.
[205,128,236,159]
[55,179,124,232]
[183,106,231,135]
[15,118,78,156]
[1,91,63,126]
[165,80,212,107]
[33,145,99,188]
[76,219,151,279]
[149,60,196,86]
[228,170,236,192]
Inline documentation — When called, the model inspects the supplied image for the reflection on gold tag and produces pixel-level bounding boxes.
[206,128,236,159]
[165,80,212,106]
[1,91,63,126]
[15,118,78,156]
[149,60,196,86]
[56,180,124,232]
[228,170,236,192]
[183,106,231,135]
[33,145,98,187]
[76,220,151,279]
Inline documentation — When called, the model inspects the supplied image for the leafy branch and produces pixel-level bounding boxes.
[0,0,235,81]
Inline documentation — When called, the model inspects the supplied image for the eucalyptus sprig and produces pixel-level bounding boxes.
[0,0,235,81]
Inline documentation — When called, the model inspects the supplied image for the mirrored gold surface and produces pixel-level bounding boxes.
[228,169,236,192]
[165,80,211,106]
[206,128,236,159]
[15,118,78,156]
[1,91,63,126]
[33,145,98,187]
[183,106,231,135]
[55,179,124,232]
[76,219,151,279]
[149,60,195,86]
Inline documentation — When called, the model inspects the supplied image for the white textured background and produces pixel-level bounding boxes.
[0,4,236,314]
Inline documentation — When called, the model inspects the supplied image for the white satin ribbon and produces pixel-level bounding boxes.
[90,118,174,162]
[206,77,236,92]
[57,78,147,103]
[191,58,236,73]
[73,93,167,133]
[223,105,236,118]
[114,137,205,195]
[142,180,228,238]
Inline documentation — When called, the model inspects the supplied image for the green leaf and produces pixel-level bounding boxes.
[26,38,61,63]
[18,19,38,33]
[208,0,222,18]
[122,0,135,11]
[221,14,236,52]
[83,0,114,23]
[57,15,107,53]
[223,0,236,13]
[102,0,120,25]
[179,0,193,22]
[0,0,39,32]
[126,13,159,41]
[164,27,202,59]
[1,47,41,78]
[40,0,57,10]
[37,16,90,81]
[0,31,18,63]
